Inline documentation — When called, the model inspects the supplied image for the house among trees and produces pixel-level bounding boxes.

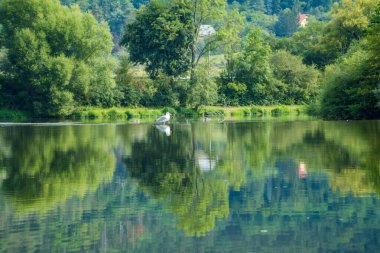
[198,25,216,38]
[298,14,308,28]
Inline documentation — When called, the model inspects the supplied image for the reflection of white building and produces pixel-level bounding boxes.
[198,25,216,38]
[196,150,217,172]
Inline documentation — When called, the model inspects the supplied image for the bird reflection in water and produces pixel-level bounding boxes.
[155,125,171,136]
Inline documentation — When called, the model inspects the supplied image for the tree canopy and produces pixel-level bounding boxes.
[0,0,116,116]
[121,0,194,78]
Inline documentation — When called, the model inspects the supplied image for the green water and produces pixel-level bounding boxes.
[0,119,379,252]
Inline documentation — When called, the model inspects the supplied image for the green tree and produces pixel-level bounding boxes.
[272,0,282,14]
[61,0,135,50]
[274,8,299,37]
[189,0,227,78]
[366,3,380,105]
[270,50,320,104]
[273,0,379,69]
[272,19,331,68]
[89,0,134,36]
[188,65,219,108]
[220,28,273,105]
[0,0,115,116]
[121,0,194,78]
[308,0,378,68]
[328,0,377,50]
[316,1,380,119]
[122,0,228,80]
[320,44,380,119]
[115,51,141,106]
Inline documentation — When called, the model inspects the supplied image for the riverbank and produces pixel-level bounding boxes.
[0,109,30,120]
[0,105,308,120]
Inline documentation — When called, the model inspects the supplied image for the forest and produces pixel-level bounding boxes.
[0,0,379,119]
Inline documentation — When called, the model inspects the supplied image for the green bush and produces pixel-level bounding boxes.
[305,103,320,116]
[125,108,163,118]
[251,106,265,116]
[87,110,102,119]
[230,108,251,116]
[0,0,116,117]
[197,106,225,117]
[271,106,292,116]
[125,109,141,119]
[107,109,124,119]
[320,46,380,119]
[162,107,177,115]
[177,107,197,116]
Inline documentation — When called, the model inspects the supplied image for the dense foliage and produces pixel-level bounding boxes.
[61,0,135,50]
[0,0,116,116]
[121,0,194,78]
[0,0,379,119]
[317,1,380,119]
[270,50,319,104]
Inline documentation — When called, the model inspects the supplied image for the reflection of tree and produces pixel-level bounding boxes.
[1,120,380,252]
[125,124,229,236]
[274,121,380,195]
[0,125,116,213]
[168,176,229,237]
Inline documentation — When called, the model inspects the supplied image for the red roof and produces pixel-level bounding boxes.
[298,14,308,23]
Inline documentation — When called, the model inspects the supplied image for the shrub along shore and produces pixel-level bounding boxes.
[0,105,308,120]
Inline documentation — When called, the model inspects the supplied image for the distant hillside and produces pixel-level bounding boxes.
[61,0,336,40]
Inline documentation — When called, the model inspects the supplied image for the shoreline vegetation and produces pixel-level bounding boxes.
[0,105,308,120]
[0,0,379,120]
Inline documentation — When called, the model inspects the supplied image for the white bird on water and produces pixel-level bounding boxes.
[155,112,171,124]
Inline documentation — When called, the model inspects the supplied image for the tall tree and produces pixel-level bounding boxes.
[366,3,380,107]
[313,0,379,67]
[0,0,115,116]
[274,8,299,37]
[220,28,273,105]
[122,0,228,80]
[269,50,320,104]
[189,0,227,78]
[121,0,194,78]
[60,0,135,50]
[319,45,380,119]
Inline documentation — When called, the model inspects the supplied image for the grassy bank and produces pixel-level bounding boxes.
[71,105,307,119]
[71,107,165,119]
[0,105,308,120]
[197,105,307,117]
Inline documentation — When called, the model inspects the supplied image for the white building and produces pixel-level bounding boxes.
[198,25,216,38]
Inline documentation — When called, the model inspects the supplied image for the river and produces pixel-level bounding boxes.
[0,118,379,252]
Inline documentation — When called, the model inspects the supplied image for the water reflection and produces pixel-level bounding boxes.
[196,150,217,172]
[0,120,379,252]
[297,162,308,178]
[155,124,171,136]
[0,125,116,214]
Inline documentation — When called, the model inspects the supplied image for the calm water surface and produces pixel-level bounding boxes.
[0,119,379,252]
